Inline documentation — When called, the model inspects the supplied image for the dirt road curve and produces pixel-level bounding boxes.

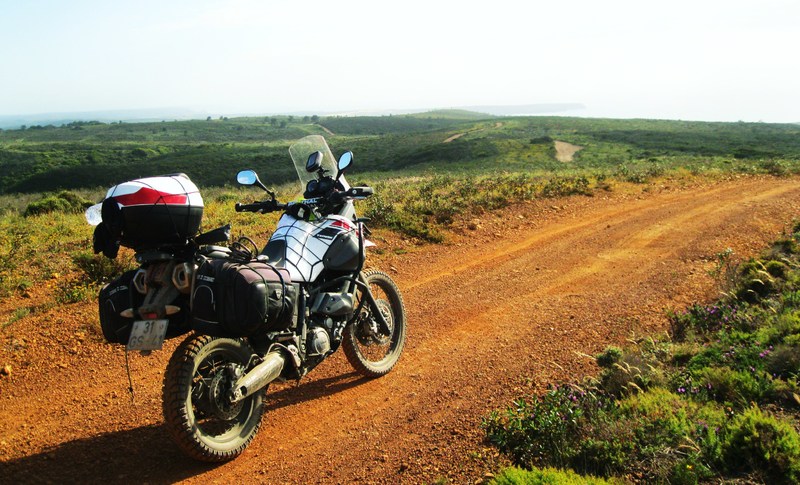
[2,176,799,484]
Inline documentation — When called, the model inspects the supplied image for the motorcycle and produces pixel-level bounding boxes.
[88,135,406,461]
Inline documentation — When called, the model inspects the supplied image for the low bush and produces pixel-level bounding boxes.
[54,280,95,304]
[597,346,665,397]
[24,191,93,217]
[721,406,800,483]
[483,385,613,469]
[595,346,623,368]
[490,466,616,484]
[71,250,135,285]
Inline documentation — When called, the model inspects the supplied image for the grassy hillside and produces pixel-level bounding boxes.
[0,112,798,196]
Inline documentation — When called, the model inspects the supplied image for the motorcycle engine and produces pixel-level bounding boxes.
[308,327,330,356]
[306,317,346,356]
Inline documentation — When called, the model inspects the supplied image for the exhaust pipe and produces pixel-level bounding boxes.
[229,350,286,403]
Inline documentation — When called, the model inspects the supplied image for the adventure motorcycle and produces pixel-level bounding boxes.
[88,135,406,461]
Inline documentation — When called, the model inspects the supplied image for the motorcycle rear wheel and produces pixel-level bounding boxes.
[162,335,264,462]
[343,270,406,377]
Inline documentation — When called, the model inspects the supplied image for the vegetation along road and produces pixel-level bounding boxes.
[1,175,798,483]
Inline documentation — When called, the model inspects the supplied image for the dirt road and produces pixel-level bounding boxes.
[2,176,799,483]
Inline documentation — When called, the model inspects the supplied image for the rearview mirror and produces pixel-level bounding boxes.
[337,151,353,174]
[237,170,258,186]
[236,169,270,193]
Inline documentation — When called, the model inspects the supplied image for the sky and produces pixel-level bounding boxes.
[0,0,797,122]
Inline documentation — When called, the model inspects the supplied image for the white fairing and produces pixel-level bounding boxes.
[269,213,358,282]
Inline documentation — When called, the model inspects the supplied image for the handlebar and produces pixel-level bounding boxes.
[235,200,284,213]
[235,186,373,214]
[349,186,374,197]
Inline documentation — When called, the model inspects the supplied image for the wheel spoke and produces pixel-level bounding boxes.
[343,271,406,377]
[163,335,266,462]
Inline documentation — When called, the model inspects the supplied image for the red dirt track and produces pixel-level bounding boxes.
[1,176,799,483]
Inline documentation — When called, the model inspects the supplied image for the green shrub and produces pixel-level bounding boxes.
[669,303,742,341]
[540,176,591,197]
[595,347,623,368]
[55,280,95,304]
[570,420,636,476]
[214,192,238,203]
[766,344,800,378]
[71,250,135,284]
[24,191,93,217]
[783,291,800,310]
[618,388,694,445]
[760,159,789,177]
[598,350,663,397]
[490,466,615,484]
[721,406,800,483]
[767,260,790,279]
[736,260,783,302]
[695,367,771,406]
[770,237,799,257]
[670,342,702,367]
[482,385,615,469]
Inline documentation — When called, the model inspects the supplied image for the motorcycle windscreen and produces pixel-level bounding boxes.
[288,135,350,195]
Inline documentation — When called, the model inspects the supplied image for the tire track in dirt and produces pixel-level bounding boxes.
[2,177,799,484]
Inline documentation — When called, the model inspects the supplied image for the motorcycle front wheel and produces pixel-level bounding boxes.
[343,270,407,377]
[162,335,264,462]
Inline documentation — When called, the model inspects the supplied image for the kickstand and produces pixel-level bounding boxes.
[124,348,136,405]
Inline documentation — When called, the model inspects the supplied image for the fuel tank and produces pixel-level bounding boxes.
[261,214,362,282]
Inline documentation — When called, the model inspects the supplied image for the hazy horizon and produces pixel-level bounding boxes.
[1,1,797,124]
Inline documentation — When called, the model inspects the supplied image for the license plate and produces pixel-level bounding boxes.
[127,319,169,351]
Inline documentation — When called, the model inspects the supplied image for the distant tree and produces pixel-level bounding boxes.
[207,116,212,121]
[20,125,26,130]
[311,115,319,122]
[219,116,223,120]
[288,115,294,122]
[223,117,229,121]
[280,121,287,128]
[270,117,278,126]
[303,116,310,122]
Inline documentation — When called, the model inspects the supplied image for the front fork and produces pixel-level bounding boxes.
[352,219,392,336]
[353,273,392,336]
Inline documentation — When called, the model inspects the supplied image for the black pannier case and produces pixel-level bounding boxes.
[98,270,190,345]
[191,260,296,337]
